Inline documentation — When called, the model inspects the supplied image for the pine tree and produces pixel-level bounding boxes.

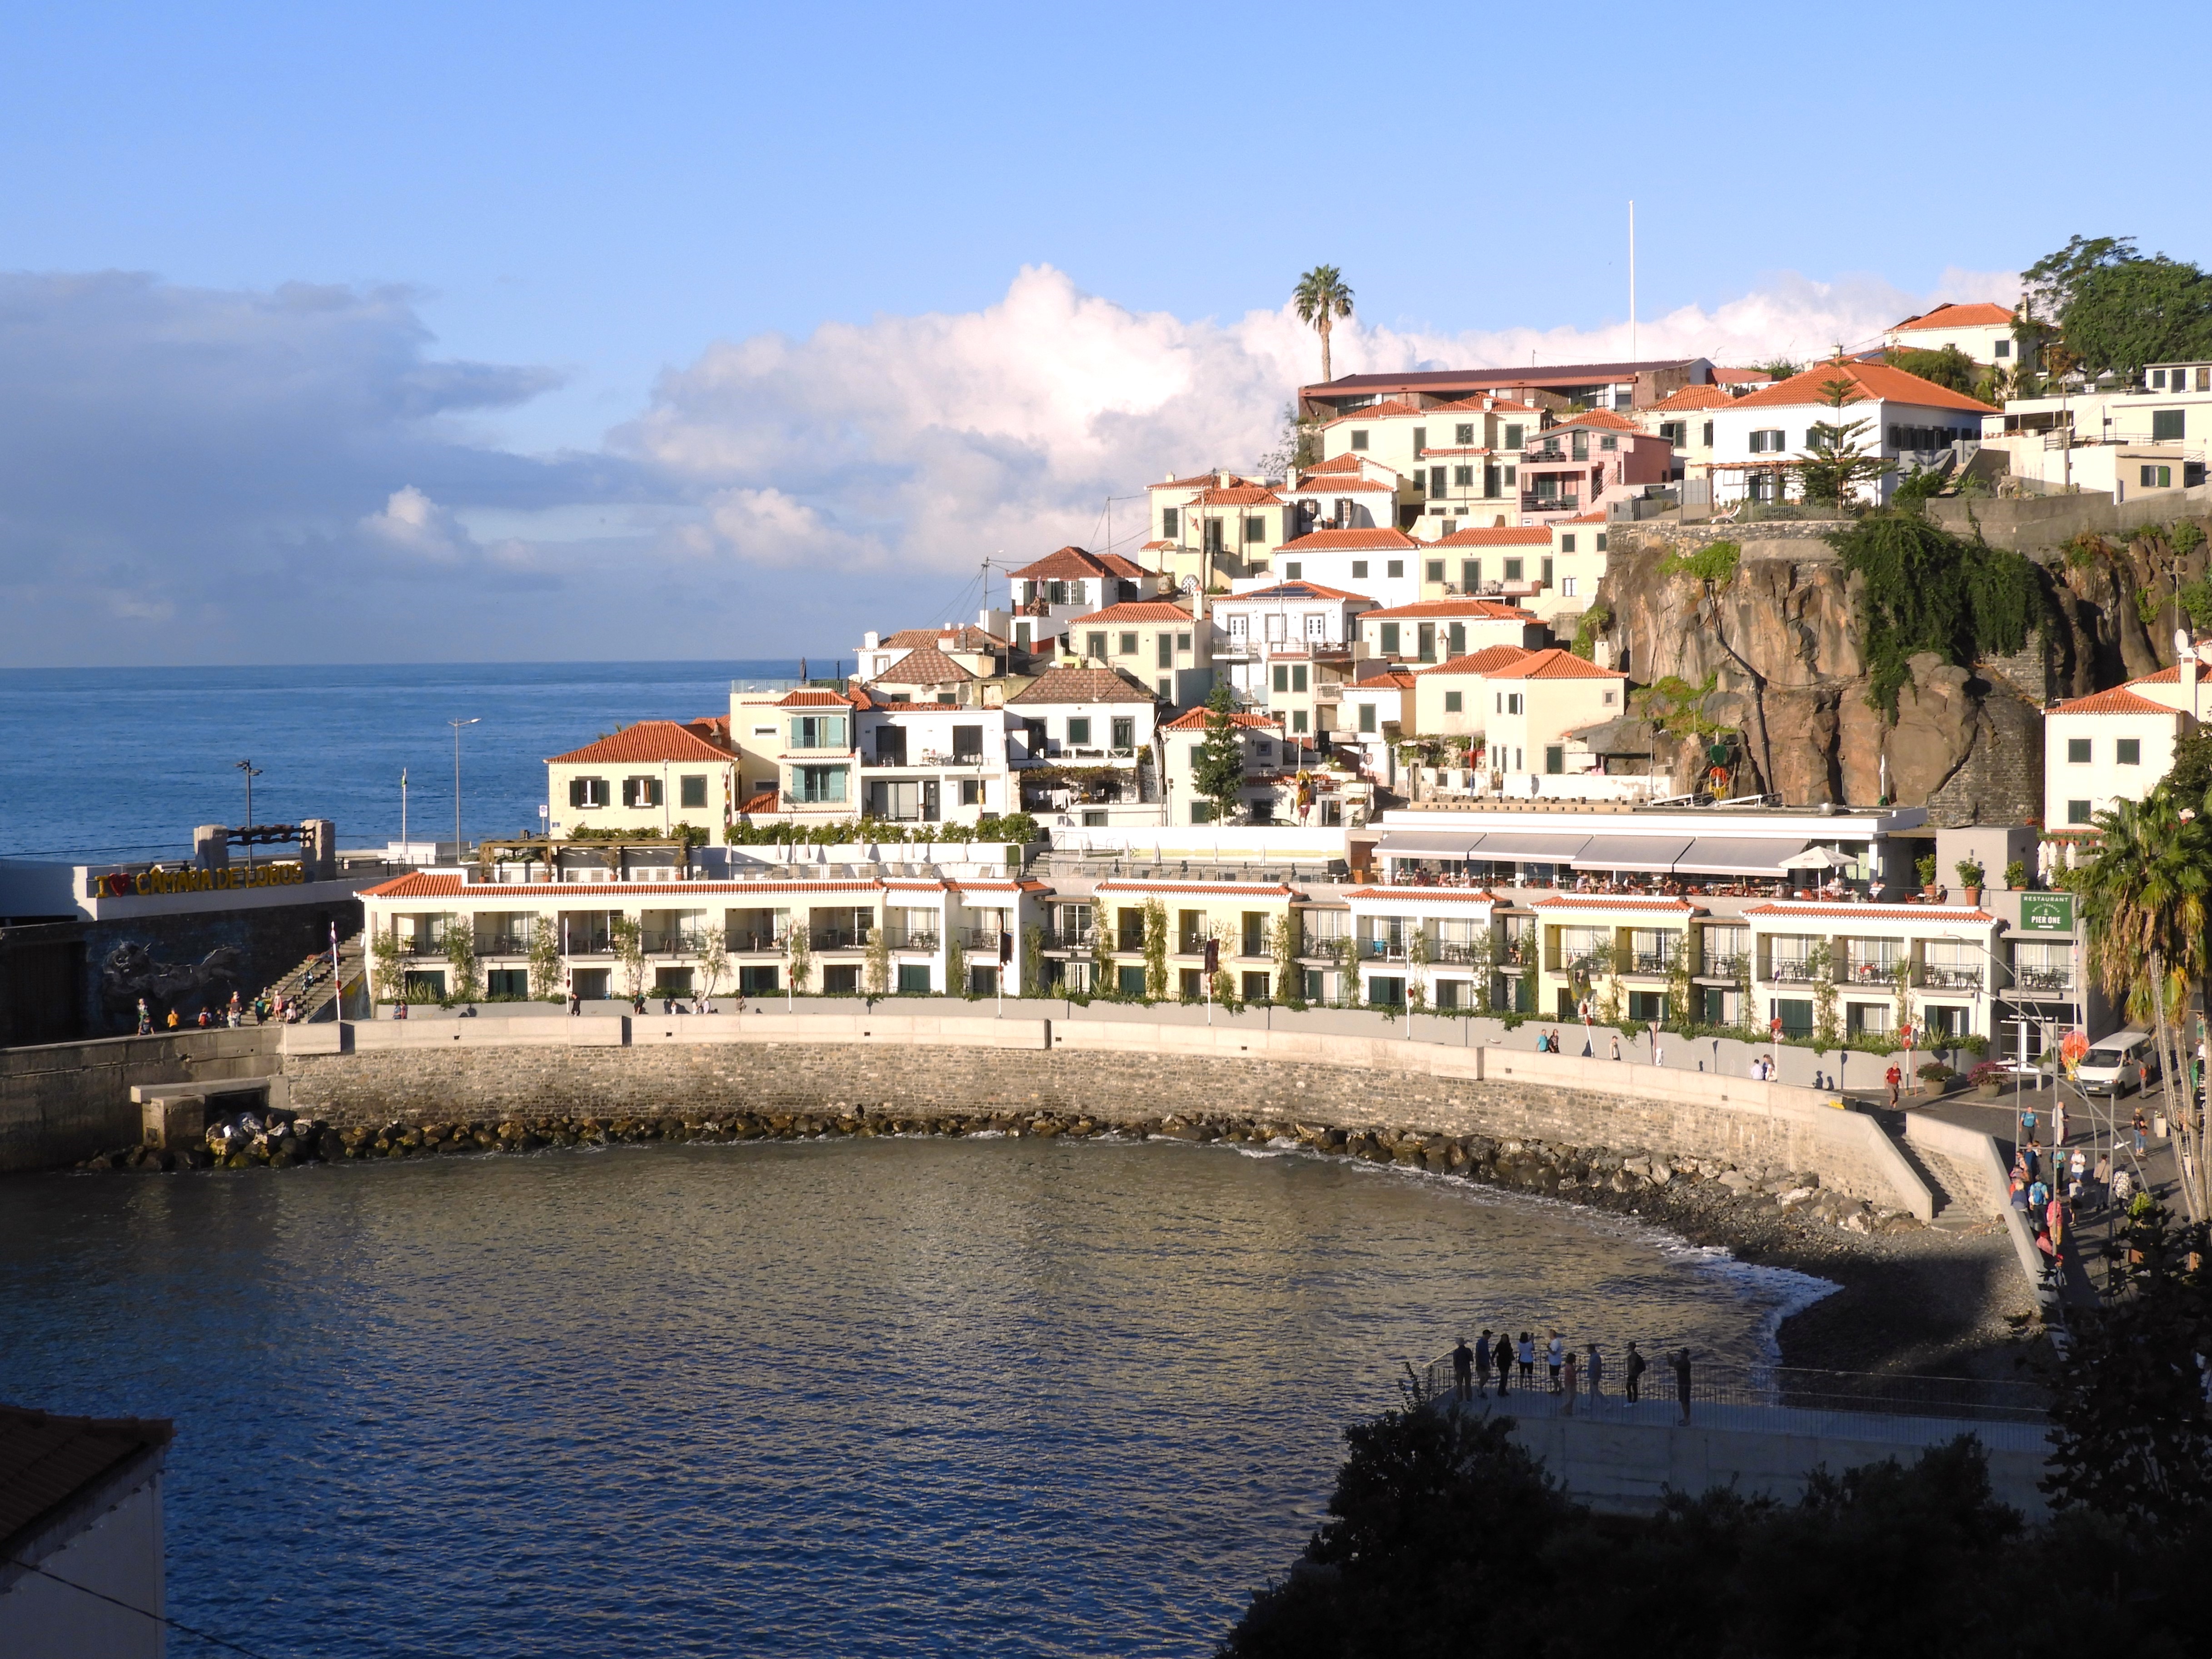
[1191,679,1248,824]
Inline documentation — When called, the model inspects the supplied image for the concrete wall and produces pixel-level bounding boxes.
[1928,488,2212,553]
[0,1027,282,1172]
[0,1477,164,1659]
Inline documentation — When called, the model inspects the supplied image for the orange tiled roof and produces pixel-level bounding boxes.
[1732,358,1998,415]
[1418,645,1534,676]
[1216,580,1373,604]
[548,720,736,766]
[1362,598,1535,620]
[1485,648,1624,682]
[776,688,854,708]
[1286,476,1395,493]
[880,625,1006,652]
[1322,399,1426,428]
[1006,667,1158,705]
[1299,453,1392,477]
[869,646,974,687]
[364,872,937,899]
[1430,525,1553,547]
[1162,707,1283,731]
[1196,485,1284,506]
[1347,670,1416,692]
[1892,301,2015,333]
[1093,879,1298,896]
[1011,545,1147,581]
[1553,409,1640,431]
[1532,894,1698,912]
[1068,599,1191,624]
[2048,686,2182,716]
[742,787,780,814]
[1277,527,1419,553]
[1649,384,1738,412]
[1150,471,1257,491]
[1345,886,1499,902]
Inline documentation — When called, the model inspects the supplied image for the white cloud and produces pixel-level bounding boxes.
[360,485,469,560]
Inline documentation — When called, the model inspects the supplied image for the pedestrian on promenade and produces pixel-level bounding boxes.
[1649,1021,1662,1068]
[2053,1101,2067,1147]
[1546,1331,1564,1392]
[1492,1331,1513,1395]
[165,1008,179,1029]
[1561,1346,1579,1415]
[568,987,581,1016]
[1885,1062,1901,1109]
[1610,1036,1621,1062]
[1624,1342,1646,1405]
[136,998,151,1036]
[2092,1150,2111,1202]
[1673,1349,1693,1425]
[1585,1343,1603,1406]
[1452,1337,1474,1403]
[2113,1166,2135,1207]
[1475,1329,1493,1396]
[2133,1109,2149,1155]
[2068,1148,2086,1203]
[2022,1106,2038,1144]
[1516,1331,1535,1387]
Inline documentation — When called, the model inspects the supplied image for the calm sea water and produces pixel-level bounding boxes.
[0,1138,1827,1658]
[0,661,805,863]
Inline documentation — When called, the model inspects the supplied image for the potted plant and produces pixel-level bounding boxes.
[1954,857,1984,904]
[1915,853,1939,898]
[2004,858,2030,891]
[1917,1061,1957,1095]
[1968,1058,2008,1098]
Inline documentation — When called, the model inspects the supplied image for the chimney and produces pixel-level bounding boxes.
[1219,470,1233,488]
[863,631,879,650]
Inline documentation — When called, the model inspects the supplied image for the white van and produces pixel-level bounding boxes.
[2077,1031,2160,1096]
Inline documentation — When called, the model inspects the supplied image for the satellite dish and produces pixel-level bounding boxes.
[1181,575,1199,593]
[2175,628,2195,663]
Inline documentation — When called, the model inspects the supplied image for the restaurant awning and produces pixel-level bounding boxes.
[1671,837,1809,876]
[1374,831,1487,860]
[1464,832,1593,863]
[1569,835,1693,872]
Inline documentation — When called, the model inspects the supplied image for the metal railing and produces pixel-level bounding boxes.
[726,932,788,953]
[474,936,533,958]
[1919,964,1984,991]
[1701,952,1746,979]
[1627,952,1669,976]
[1767,960,1816,983]
[2015,966,2073,994]
[1841,959,1903,984]
[1042,929,1095,951]
[809,927,874,950]
[886,931,940,953]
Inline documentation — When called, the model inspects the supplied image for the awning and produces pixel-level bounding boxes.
[1569,834,1693,872]
[1465,832,1592,863]
[1672,837,1809,876]
[1374,831,1487,860]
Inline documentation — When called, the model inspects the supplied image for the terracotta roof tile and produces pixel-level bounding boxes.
[1417,645,1534,676]
[2047,686,2181,715]
[1278,527,1419,553]
[869,646,975,686]
[1430,525,1554,547]
[742,788,780,814]
[1196,485,1284,506]
[1299,453,1378,476]
[775,688,855,708]
[880,625,1006,652]
[1286,477,1396,493]
[1892,301,2015,333]
[1649,384,1738,412]
[1093,879,1298,896]
[548,720,737,766]
[1345,886,1499,902]
[1149,472,1256,492]
[1005,667,1158,706]
[1361,598,1536,620]
[1162,707,1284,731]
[1067,600,1192,624]
[1732,358,1998,415]
[1553,408,1640,431]
[1321,399,1426,428]
[1484,648,1624,682]
[1743,902,1994,921]
[1217,580,1373,604]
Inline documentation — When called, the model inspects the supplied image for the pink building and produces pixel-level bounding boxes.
[1515,410,1676,523]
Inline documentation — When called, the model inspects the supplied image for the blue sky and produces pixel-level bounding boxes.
[1,0,2206,664]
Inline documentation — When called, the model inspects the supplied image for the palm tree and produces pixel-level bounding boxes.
[1293,267,1355,384]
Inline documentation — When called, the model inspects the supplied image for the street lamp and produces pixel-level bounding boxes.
[449,718,481,861]
[235,760,262,871]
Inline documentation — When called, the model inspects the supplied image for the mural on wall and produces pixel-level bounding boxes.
[99,942,244,1027]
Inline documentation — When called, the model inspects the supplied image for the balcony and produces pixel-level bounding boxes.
[2014,966,2073,995]
[956,927,1003,949]
[1623,952,1670,977]
[863,750,990,769]
[727,931,787,954]
[1700,952,1746,980]
[1432,942,1481,965]
[1767,960,1817,984]
[887,931,940,954]
[475,935,533,958]
[1043,929,1094,952]
[1520,492,1579,514]
[1360,940,1410,962]
[1840,959,1903,986]
[1919,964,1984,991]
[809,927,874,951]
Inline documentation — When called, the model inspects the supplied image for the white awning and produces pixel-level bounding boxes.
[1672,837,1809,876]
[1569,835,1694,872]
[1465,832,1592,862]
[1374,831,1487,860]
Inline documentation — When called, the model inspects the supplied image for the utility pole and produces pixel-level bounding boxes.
[449,718,480,862]
[235,760,262,871]
[400,767,409,852]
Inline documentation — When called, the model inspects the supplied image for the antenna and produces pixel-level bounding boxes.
[1628,200,1637,362]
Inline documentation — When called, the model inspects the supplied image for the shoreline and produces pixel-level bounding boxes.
[65,1100,2043,1378]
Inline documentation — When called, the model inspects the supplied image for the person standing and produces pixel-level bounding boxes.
[2133,1108,2149,1156]
[1885,1062,1901,1109]
[2052,1101,2067,1149]
[1560,1346,1579,1415]
[135,997,151,1036]
[1475,1329,1494,1397]
[1610,1035,1621,1062]
[1451,1336,1475,1403]
[1494,1330,1515,1395]
[568,986,581,1017]
[1649,1020,1662,1069]
[1624,1341,1647,1405]
[1516,1331,1535,1388]
[1673,1349,1693,1425]
[1545,1330,1564,1393]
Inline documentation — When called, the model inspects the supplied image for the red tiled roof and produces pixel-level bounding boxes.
[1532,895,1698,912]
[1362,598,1535,620]
[1093,879,1297,896]
[1485,648,1624,682]
[1067,600,1192,624]
[1430,525,1553,547]
[1418,645,1534,676]
[1150,472,1256,492]
[1427,395,1543,414]
[1892,301,2015,333]
[1743,902,1995,921]
[1554,409,1640,431]
[1005,667,1157,705]
[1299,453,1387,477]
[1196,485,1283,506]
[1347,671,1415,692]
[1414,446,1496,457]
[776,688,854,708]
[1286,477,1395,493]
[1216,580,1372,603]
[362,872,942,898]
[869,646,974,686]
[548,720,737,766]
[2048,686,2180,716]
[1278,527,1419,553]
[1162,707,1283,730]
[1010,545,1149,581]
[742,788,779,814]
[1345,887,1499,902]
[1732,358,1998,415]
[880,625,1006,652]
[1649,384,1738,412]
[1321,399,1425,428]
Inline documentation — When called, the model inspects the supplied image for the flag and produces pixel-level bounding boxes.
[998,930,1013,965]
[1203,939,1219,975]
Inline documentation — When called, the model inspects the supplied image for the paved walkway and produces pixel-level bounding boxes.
[1446,1382,2049,1455]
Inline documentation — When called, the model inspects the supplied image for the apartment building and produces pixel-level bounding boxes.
[1006,546,1152,652]
[1640,382,1734,476]
[546,721,739,839]
[1479,648,1626,778]
[1005,667,1162,827]
[1710,360,1998,508]
[1271,527,1424,609]
[1884,301,2025,368]
[1281,466,1401,534]
[1211,580,1371,735]
[2043,671,2198,832]
[1297,359,1729,423]
[1152,475,1295,588]
[1422,525,1555,603]
[1084,877,1302,1001]
[1159,707,1316,824]
[1335,668,1415,786]
[1515,411,1676,523]
[1989,362,2212,496]
[1061,598,1211,706]
[854,621,1012,686]
[1748,897,2003,1045]
[1341,885,1498,1009]
[854,693,1019,826]
[1357,598,1544,668]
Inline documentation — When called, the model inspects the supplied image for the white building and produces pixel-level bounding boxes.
[2043,668,2199,832]
[1271,527,1424,609]
[1356,597,1544,668]
[1709,359,1999,508]
[1988,362,2212,497]
[1885,300,2024,368]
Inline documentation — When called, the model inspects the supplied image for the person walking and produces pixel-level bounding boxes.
[135,997,151,1036]
[1885,1062,1901,1109]
[1610,1035,1621,1062]
[1585,1343,1603,1408]
[1673,1349,1693,1425]
[2052,1101,2068,1148]
[1545,1331,1564,1393]
[1475,1329,1494,1397]
[1560,1346,1579,1415]
[1648,1020,1662,1069]
[568,986,582,1017]
[1624,1341,1647,1405]
[1516,1331,1535,1388]
[1494,1330,1515,1395]
[2133,1108,2149,1156]
[1452,1336,1475,1403]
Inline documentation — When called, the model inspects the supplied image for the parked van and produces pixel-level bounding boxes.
[2077,1031,2159,1096]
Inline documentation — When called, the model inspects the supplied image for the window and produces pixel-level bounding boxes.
[1412,427,1427,455]
[1659,421,1684,445]
[1291,665,1308,692]
[1203,518,1224,554]
[1283,562,1301,579]
[1599,434,1617,451]
[1118,631,1138,656]
[1560,533,1576,553]
[1503,558,1523,581]
[1161,507,1179,539]
[1452,465,1473,488]
[2153,409,2186,441]
[1749,428,1785,453]
[1595,533,1607,551]
[1540,557,1553,586]
[1067,717,1092,746]
[1157,678,1172,700]
[569,776,608,808]
[1086,631,1107,658]
[1350,429,1370,451]
[1503,692,1524,714]
[2152,369,2167,389]
[2141,464,2173,488]
[2117,738,2142,765]
[1386,559,1404,578]
[1544,746,1564,774]
[1461,559,1481,590]
[1570,431,1589,460]
[1447,622,1465,655]
[1504,465,1516,486]
[622,775,663,808]
[1245,514,1267,541]
[1273,664,1289,693]
[959,778,983,806]
[1994,338,2011,359]
[1112,717,1135,748]
[952,723,983,761]
[1176,631,1191,653]
[1048,580,1070,605]
[1380,622,1400,654]
[1359,703,1377,733]
[2068,800,2092,824]
[1426,559,1445,582]
[1157,634,1173,668]
[1561,576,1578,597]
[1504,423,1524,448]
[2067,737,2092,763]
[1428,466,1445,497]
[1455,423,1475,443]
[1445,690,1463,712]
[679,774,708,809]
[1417,622,1435,661]
[1351,560,1369,578]
[1292,710,1308,733]
[1702,421,1714,447]
[793,765,847,804]
[788,714,847,749]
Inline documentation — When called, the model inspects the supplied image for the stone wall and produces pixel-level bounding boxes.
[0,1027,282,1172]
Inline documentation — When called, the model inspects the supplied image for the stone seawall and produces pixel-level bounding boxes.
[0,1026,282,1172]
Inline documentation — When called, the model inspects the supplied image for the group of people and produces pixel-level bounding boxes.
[1450,1332,1697,1425]
[135,991,305,1035]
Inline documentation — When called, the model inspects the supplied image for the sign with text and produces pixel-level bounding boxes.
[92,862,305,899]
[2020,894,2074,933]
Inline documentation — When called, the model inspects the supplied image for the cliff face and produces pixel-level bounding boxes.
[1593,534,2055,823]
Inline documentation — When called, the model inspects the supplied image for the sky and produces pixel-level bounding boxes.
[1,0,2207,667]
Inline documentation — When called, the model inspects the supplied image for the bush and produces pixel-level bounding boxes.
[1915,853,1938,885]
[1968,1060,2008,1087]
[1918,1062,1956,1084]
[2004,858,2030,889]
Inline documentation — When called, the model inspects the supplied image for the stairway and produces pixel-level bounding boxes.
[1886,1122,1986,1229]
[264,931,365,1021]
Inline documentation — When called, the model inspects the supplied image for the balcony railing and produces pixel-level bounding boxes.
[1919,965,1984,991]
[2015,966,2073,994]
[475,936,533,957]
[1043,929,1094,951]
[887,931,940,953]
[727,932,788,954]
[1767,960,1816,984]
[863,750,989,769]
[957,927,1003,949]
[1361,940,1409,962]
[1701,952,1746,979]
[1433,942,1480,964]
[1520,492,1579,513]
[810,927,874,951]
[1626,952,1670,976]
[641,937,711,957]
[1840,959,1903,985]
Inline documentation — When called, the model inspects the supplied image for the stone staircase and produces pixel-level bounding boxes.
[1886,1122,1987,1229]
[265,931,365,1021]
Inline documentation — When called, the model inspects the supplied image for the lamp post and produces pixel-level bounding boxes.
[235,760,262,871]
[449,718,481,862]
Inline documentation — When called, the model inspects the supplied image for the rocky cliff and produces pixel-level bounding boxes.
[1587,513,2212,825]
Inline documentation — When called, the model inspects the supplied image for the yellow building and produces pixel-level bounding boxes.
[547,721,739,839]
